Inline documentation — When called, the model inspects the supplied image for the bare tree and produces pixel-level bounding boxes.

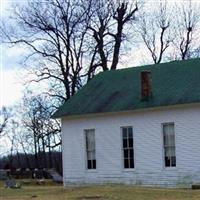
[14,130,32,168]
[20,91,61,169]
[1,0,94,102]
[174,0,200,60]
[0,107,10,137]
[6,120,19,169]
[138,1,172,64]
[87,0,138,79]
[1,0,139,100]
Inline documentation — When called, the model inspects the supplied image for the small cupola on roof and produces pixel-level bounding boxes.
[141,71,152,100]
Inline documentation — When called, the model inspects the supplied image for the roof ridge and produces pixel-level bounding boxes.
[102,58,200,74]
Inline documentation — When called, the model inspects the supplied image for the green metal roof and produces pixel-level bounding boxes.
[52,59,200,118]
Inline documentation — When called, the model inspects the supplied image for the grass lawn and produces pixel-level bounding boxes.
[1,184,200,200]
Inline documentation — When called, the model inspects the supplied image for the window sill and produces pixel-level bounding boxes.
[163,166,177,171]
[122,168,135,172]
[86,169,97,173]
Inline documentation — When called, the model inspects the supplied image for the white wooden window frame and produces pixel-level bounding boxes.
[162,122,176,168]
[121,126,135,170]
[84,129,96,171]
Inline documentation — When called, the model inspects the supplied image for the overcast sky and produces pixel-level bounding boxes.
[0,0,28,107]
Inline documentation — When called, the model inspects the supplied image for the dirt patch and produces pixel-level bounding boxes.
[77,195,105,200]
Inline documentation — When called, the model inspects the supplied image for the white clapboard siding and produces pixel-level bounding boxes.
[61,104,200,187]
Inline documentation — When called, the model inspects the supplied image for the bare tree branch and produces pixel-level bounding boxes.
[175,0,200,60]
[138,1,172,64]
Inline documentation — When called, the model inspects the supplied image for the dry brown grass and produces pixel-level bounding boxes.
[1,183,200,200]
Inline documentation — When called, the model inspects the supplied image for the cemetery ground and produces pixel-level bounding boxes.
[1,181,200,200]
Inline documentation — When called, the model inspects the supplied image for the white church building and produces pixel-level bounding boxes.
[53,59,200,187]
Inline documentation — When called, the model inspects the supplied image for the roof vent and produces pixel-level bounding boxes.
[141,71,152,100]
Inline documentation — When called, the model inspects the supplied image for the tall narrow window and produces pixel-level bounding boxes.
[163,123,176,167]
[122,127,134,169]
[85,129,96,169]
